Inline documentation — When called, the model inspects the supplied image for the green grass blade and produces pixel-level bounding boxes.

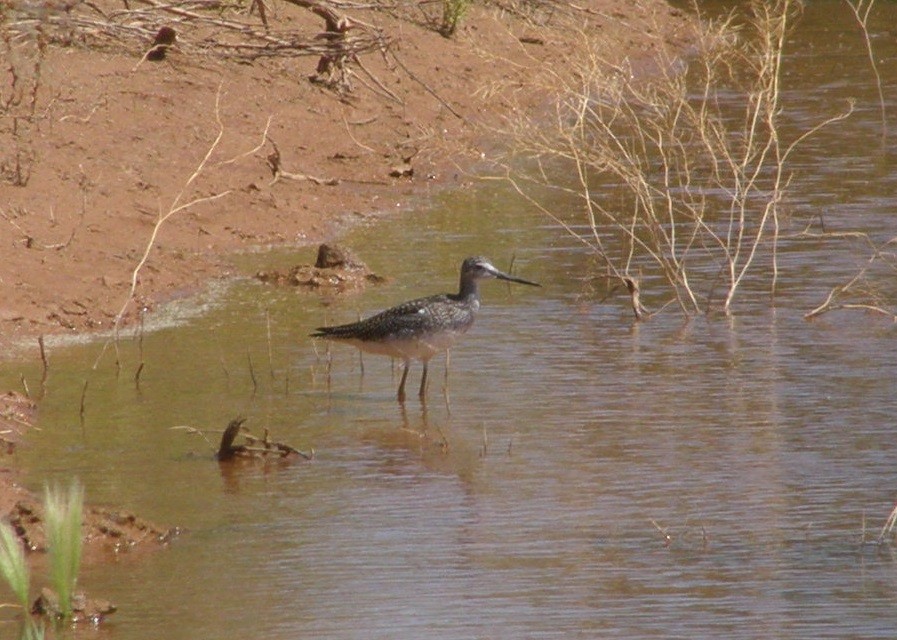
[0,521,30,607]
[43,481,84,620]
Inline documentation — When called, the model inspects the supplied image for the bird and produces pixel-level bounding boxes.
[311,256,540,402]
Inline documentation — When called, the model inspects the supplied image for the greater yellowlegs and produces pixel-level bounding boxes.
[311,256,540,401]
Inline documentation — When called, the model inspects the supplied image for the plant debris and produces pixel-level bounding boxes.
[173,417,314,462]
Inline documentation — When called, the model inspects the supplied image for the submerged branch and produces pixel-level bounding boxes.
[173,418,314,461]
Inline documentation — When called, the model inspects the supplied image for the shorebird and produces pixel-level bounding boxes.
[311,256,540,402]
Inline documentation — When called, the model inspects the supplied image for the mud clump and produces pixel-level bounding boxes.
[255,243,386,293]
[32,587,118,625]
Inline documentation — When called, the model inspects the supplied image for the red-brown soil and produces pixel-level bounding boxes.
[0,0,688,562]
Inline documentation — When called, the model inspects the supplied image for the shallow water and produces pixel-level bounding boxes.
[3,2,897,638]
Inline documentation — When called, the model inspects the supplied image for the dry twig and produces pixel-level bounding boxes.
[91,83,245,369]
[266,136,340,186]
[803,234,897,321]
[844,0,887,146]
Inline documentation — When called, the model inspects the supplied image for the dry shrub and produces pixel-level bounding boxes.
[497,0,853,317]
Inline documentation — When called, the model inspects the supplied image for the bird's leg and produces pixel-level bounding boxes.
[397,360,410,403]
[442,350,451,412]
[418,360,429,399]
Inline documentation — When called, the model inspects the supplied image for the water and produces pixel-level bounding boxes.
[2,2,897,638]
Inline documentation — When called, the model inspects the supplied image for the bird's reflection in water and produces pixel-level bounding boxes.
[397,400,449,454]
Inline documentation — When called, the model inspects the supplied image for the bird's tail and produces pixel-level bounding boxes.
[309,324,358,339]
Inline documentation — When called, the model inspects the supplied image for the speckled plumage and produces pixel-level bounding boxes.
[311,256,539,401]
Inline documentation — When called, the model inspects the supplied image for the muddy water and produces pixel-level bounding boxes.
[3,3,897,638]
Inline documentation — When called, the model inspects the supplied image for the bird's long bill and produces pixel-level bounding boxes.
[492,267,541,287]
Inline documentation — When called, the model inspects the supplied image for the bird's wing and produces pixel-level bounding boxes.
[358,295,446,339]
[312,295,448,341]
